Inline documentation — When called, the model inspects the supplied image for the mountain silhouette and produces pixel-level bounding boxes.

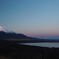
[0,26,28,39]
[0,31,29,39]
[0,26,59,43]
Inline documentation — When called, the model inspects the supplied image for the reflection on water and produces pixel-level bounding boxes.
[20,43,59,48]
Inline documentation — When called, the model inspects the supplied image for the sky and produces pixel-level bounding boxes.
[0,0,59,39]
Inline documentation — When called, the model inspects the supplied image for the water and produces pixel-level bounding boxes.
[20,43,59,48]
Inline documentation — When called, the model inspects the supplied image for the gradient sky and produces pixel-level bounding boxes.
[0,0,59,39]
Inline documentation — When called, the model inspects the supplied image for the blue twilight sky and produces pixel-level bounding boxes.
[0,0,59,39]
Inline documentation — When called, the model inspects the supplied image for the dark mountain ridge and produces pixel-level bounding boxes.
[0,25,59,43]
[0,31,59,43]
[0,31,28,39]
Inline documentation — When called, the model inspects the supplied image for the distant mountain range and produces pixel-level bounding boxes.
[0,26,59,43]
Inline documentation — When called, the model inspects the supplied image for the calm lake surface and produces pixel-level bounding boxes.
[20,43,59,48]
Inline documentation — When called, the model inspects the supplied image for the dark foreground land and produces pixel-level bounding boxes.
[0,43,59,59]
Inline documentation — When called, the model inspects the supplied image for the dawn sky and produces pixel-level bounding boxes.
[0,0,59,39]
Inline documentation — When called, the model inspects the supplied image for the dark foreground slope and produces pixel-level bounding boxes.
[0,43,59,59]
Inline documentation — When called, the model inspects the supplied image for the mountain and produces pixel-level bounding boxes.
[0,26,59,43]
[0,26,29,39]
[0,26,13,33]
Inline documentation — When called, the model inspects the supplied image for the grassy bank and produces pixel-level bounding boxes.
[0,43,59,59]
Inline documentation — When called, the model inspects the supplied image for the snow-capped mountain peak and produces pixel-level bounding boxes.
[0,26,13,33]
